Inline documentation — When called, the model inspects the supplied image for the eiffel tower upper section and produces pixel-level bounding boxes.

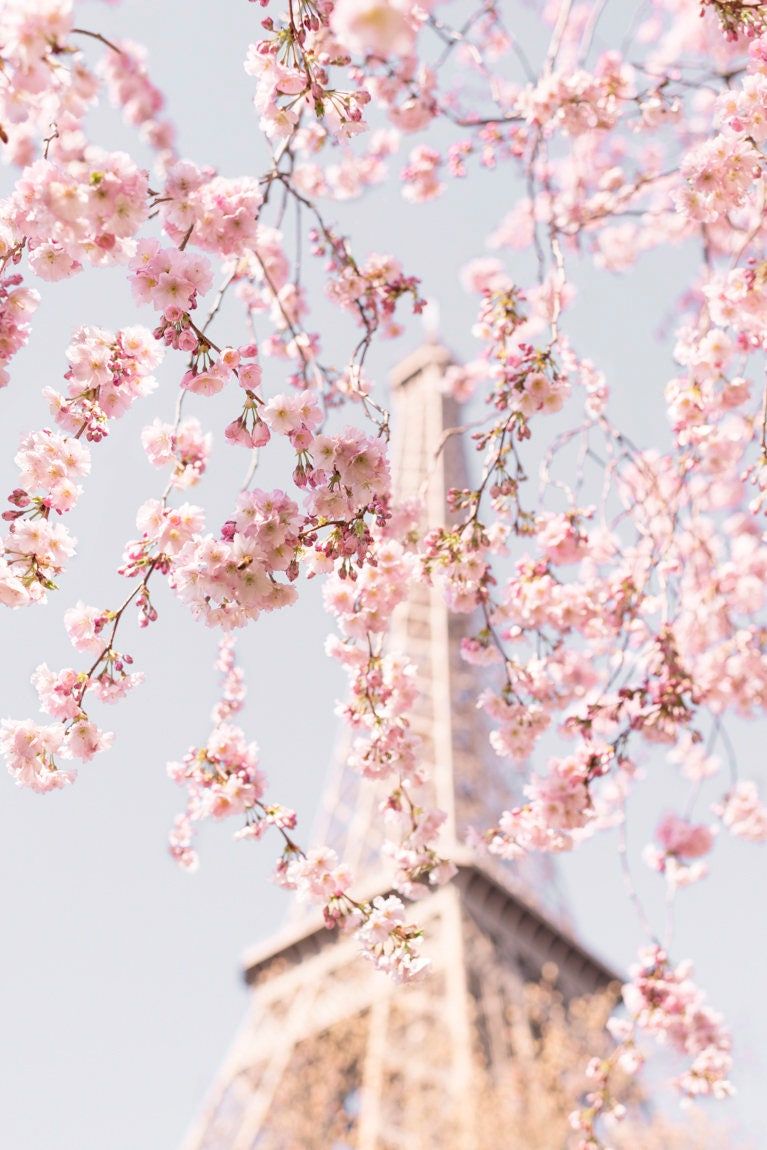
[313,341,554,906]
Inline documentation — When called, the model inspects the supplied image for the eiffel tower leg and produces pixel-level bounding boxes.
[231,979,321,1149]
[357,995,391,1148]
[356,888,479,1150]
[443,888,478,1150]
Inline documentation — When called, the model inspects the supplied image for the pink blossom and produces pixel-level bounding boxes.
[715,782,767,842]
[331,0,419,57]
[655,813,714,859]
[0,718,73,793]
[141,416,211,487]
[66,719,114,762]
[622,947,732,1100]
[64,602,106,654]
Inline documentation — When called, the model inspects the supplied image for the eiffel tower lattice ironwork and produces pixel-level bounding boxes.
[182,344,616,1150]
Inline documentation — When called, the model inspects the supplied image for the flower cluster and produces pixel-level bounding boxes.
[169,724,266,871]
[1,430,91,605]
[170,489,300,628]
[129,240,212,320]
[245,1,372,141]
[169,640,430,979]
[704,0,767,40]
[1,592,146,791]
[0,0,95,165]
[643,813,715,888]
[161,163,263,255]
[100,38,176,164]
[324,533,457,895]
[487,752,596,858]
[325,250,424,339]
[714,781,767,841]
[676,133,759,222]
[141,416,211,489]
[0,269,38,389]
[518,56,635,137]
[168,639,298,870]
[330,0,421,59]
[622,947,733,1100]
[0,720,76,794]
[45,324,162,440]
[401,145,444,203]
[11,150,149,277]
[282,848,429,980]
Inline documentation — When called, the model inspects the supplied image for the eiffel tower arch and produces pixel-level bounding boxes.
[181,344,617,1150]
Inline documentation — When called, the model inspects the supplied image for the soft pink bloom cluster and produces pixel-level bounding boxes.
[141,416,211,489]
[324,537,411,637]
[161,162,263,255]
[113,499,203,619]
[324,529,456,895]
[305,426,389,523]
[224,346,269,447]
[168,638,297,871]
[367,59,438,135]
[0,591,145,790]
[459,275,571,416]
[62,600,144,699]
[622,947,733,1100]
[517,54,635,137]
[99,39,176,165]
[210,636,246,726]
[45,324,162,440]
[352,894,429,981]
[1,430,90,605]
[330,0,423,58]
[655,813,714,859]
[488,752,596,858]
[325,250,423,340]
[10,149,149,278]
[0,273,38,389]
[0,221,39,388]
[479,690,551,762]
[535,510,591,566]
[167,640,429,980]
[676,133,758,223]
[170,489,300,628]
[129,239,212,319]
[0,0,98,166]
[702,0,767,41]
[714,781,767,841]
[644,813,715,889]
[282,851,429,980]
[293,127,399,202]
[0,719,75,793]
[673,39,767,222]
[183,343,261,400]
[245,8,371,142]
[168,722,266,872]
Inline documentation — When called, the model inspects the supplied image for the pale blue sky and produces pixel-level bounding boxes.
[1,3,764,1147]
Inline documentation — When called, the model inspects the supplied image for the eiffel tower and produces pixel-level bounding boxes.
[182,343,616,1150]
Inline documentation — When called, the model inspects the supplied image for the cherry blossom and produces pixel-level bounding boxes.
[3,0,767,1131]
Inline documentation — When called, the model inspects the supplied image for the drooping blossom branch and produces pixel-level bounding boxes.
[168,637,430,981]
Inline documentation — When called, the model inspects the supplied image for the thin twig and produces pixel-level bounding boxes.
[71,27,123,55]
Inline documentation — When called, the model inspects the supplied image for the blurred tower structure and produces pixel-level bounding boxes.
[182,344,615,1150]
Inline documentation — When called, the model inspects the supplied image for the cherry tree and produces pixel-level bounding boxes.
[2,0,767,1141]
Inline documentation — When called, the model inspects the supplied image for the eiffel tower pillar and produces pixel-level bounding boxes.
[181,345,617,1150]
